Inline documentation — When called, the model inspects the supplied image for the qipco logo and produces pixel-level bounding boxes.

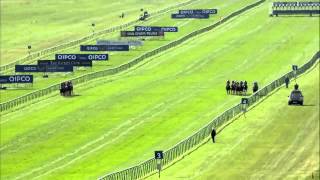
[136,26,152,32]
[57,54,77,60]
[9,76,31,82]
[88,54,107,60]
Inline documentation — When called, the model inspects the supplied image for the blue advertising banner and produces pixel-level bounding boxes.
[55,54,108,61]
[96,40,143,46]
[15,64,74,72]
[0,75,33,84]
[171,13,209,19]
[38,60,92,67]
[15,65,40,72]
[178,9,218,14]
[41,65,74,72]
[134,26,178,32]
[80,45,129,51]
[120,31,165,37]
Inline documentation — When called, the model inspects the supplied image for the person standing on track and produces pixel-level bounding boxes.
[211,129,216,143]
[285,76,290,88]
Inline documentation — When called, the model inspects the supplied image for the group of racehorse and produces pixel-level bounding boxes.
[226,80,248,95]
[226,80,259,95]
[60,81,73,97]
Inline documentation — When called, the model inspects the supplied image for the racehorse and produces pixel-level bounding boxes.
[243,81,248,95]
[60,81,73,97]
[227,80,249,96]
[226,80,231,94]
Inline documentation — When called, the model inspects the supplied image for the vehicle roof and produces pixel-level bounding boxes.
[291,90,302,94]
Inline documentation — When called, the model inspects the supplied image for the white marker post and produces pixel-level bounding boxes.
[154,151,163,178]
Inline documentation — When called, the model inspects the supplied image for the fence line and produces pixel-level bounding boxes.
[0,0,199,73]
[0,0,266,112]
[98,51,319,180]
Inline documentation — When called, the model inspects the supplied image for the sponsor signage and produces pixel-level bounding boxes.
[0,75,33,84]
[55,54,108,61]
[273,2,320,7]
[120,31,164,37]
[134,26,178,32]
[15,65,40,72]
[96,40,143,46]
[241,98,249,104]
[15,64,74,72]
[178,9,218,14]
[38,60,92,67]
[80,45,129,51]
[41,65,74,72]
[171,13,209,19]
[154,151,164,159]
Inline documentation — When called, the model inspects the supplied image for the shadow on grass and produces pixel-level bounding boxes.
[226,93,253,96]
[288,104,316,107]
[62,94,81,98]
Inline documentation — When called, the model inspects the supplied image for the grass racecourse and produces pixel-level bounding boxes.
[1,0,188,64]
[0,0,319,179]
[148,64,319,180]
[1,0,259,102]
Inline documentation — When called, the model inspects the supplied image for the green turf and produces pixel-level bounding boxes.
[0,0,188,64]
[147,64,319,180]
[0,1,319,180]
[0,0,258,103]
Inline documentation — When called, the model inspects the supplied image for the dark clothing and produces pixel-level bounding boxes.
[253,83,259,93]
[211,129,216,143]
[285,77,290,88]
